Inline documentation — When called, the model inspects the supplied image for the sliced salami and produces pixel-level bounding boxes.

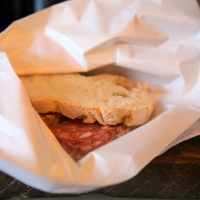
[49,119,130,160]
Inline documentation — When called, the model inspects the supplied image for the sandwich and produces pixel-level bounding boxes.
[19,73,155,160]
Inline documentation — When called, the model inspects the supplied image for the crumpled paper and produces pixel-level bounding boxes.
[0,0,200,193]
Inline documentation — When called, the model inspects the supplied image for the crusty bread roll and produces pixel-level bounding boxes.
[19,73,155,126]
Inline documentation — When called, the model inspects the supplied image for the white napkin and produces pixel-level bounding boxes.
[0,0,200,193]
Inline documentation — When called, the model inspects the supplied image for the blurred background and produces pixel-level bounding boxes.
[0,0,200,33]
[0,0,67,32]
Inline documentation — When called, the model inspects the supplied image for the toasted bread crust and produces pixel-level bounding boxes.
[20,73,155,126]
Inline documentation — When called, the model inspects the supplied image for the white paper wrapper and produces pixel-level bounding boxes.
[0,0,200,194]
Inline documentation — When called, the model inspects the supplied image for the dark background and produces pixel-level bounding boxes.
[0,0,67,32]
[1,0,200,33]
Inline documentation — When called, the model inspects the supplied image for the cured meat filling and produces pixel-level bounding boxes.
[40,113,130,160]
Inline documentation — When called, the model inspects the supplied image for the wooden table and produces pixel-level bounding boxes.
[1,135,200,199]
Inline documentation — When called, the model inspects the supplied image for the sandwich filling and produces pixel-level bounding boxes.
[40,113,130,160]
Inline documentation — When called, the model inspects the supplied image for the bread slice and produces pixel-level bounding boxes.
[19,73,155,126]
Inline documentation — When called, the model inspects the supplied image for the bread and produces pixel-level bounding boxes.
[19,73,155,126]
